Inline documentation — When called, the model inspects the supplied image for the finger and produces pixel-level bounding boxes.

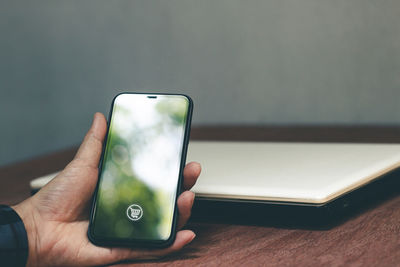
[74,112,107,168]
[72,225,195,266]
[138,230,196,259]
[183,162,201,190]
[112,230,196,262]
[177,191,195,229]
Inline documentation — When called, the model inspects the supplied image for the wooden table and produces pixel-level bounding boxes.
[1,126,400,266]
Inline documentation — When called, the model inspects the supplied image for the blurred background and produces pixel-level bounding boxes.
[1,0,400,166]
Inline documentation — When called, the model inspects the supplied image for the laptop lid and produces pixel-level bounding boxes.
[187,141,400,205]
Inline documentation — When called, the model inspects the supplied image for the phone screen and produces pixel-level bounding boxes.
[90,93,191,243]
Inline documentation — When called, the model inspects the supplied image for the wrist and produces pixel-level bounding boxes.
[13,200,39,267]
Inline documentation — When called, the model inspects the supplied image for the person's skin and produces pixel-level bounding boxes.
[12,113,201,267]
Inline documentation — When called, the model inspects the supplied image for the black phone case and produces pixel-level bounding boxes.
[87,92,193,248]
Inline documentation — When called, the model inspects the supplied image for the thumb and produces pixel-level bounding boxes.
[74,112,107,168]
[31,113,107,220]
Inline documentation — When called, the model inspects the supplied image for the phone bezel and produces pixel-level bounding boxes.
[87,92,193,248]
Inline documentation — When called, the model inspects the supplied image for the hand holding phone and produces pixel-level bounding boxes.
[88,93,193,247]
[13,110,200,266]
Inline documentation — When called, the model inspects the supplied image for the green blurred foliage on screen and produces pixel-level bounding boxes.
[92,94,188,241]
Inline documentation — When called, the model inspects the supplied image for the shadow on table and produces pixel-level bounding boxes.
[191,168,400,230]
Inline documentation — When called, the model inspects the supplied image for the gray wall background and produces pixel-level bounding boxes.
[1,0,400,166]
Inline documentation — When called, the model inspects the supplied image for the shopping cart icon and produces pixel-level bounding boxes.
[126,204,143,221]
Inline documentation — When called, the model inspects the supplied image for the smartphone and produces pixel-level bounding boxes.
[88,92,193,247]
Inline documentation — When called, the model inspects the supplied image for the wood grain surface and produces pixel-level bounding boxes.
[1,126,400,266]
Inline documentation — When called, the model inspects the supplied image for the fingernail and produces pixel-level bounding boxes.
[189,233,196,243]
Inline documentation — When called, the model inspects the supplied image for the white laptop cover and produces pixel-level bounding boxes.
[187,141,400,205]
